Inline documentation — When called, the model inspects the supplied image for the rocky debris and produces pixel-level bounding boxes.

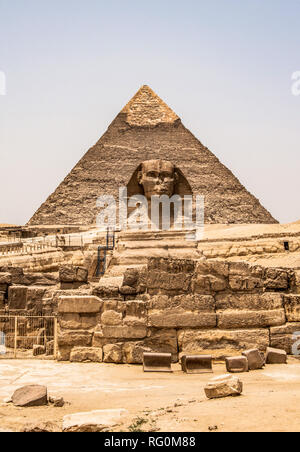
[204,374,243,399]
[21,422,60,432]
[33,344,46,356]
[49,396,65,407]
[266,347,287,364]
[242,349,265,370]
[62,409,128,432]
[12,385,48,407]
[225,356,249,373]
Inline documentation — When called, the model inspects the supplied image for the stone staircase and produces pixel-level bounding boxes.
[97,229,201,290]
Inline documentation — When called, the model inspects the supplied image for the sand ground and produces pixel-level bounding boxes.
[0,358,300,432]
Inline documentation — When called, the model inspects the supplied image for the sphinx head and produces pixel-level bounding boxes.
[137,159,178,200]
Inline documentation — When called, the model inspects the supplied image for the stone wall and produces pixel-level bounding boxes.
[57,257,300,363]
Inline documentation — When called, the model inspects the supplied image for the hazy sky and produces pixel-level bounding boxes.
[0,0,299,225]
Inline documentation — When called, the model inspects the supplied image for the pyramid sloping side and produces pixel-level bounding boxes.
[28,87,277,226]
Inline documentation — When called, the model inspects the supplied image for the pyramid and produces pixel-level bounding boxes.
[28,85,277,226]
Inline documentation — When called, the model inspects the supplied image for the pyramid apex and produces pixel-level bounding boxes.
[121,85,179,126]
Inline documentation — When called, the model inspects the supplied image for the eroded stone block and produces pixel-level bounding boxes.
[58,330,92,347]
[58,296,102,314]
[242,349,265,370]
[178,328,269,358]
[148,310,216,329]
[217,309,286,329]
[270,322,300,353]
[70,347,103,363]
[225,356,249,373]
[215,293,283,311]
[204,374,243,399]
[103,344,123,363]
[283,295,300,322]
[266,347,287,364]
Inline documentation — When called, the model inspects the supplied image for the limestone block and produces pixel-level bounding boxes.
[103,300,126,314]
[23,272,58,286]
[217,309,286,329]
[147,271,192,293]
[264,268,289,290]
[57,347,72,361]
[283,295,300,322]
[148,310,216,329]
[59,265,88,283]
[195,260,229,278]
[59,313,98,330]
[12,385,48,407]
[8,286,28,309]
[178,328,269,357]
[101,310,123,326]
[266,347,287,364]
[204,375,243,399]
[125,300,147,318]
[229,275,263,291]
[191,274,227,294]
[294,271,300,294]
[58,330,92,347]
[119,286,136,295]
[0,266,24,284]
[123,316,146,327]
[123,329,178,364]
[148,294,215,312]
[99,325,148,340]
[242,349,265,370]
[270,323,300,353]
[225,356,249,373]
[148,257,195,274]
[92,285,122,300]
[103,344,123,363]
[70,347,103,363]
[229,262,263,278]
[215,293,283,311]
[0,273,12,285]
[58,296,102,314]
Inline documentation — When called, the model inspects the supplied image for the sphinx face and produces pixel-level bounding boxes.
[138,160,176,200]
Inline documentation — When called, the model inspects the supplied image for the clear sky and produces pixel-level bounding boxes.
[0,0,299,225]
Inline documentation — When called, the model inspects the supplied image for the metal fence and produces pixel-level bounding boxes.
[0,315,57,359]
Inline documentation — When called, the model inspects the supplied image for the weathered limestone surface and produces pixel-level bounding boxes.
[217,309,286,329]
[205,375,243,399]
[58,296,102,314]
[28,85,277,226]
[177,329,270,358]
[70,347,103,363]
[283,295,300,322]
[55,257,300,363]
[270,323,300,353]
[12,385,48,407]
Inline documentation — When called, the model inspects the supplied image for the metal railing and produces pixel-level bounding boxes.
[0,314,57,359]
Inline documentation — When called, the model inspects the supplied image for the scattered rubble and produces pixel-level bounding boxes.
[205,374,243,399]
[12,385,48,407]
[62,409,128,432]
